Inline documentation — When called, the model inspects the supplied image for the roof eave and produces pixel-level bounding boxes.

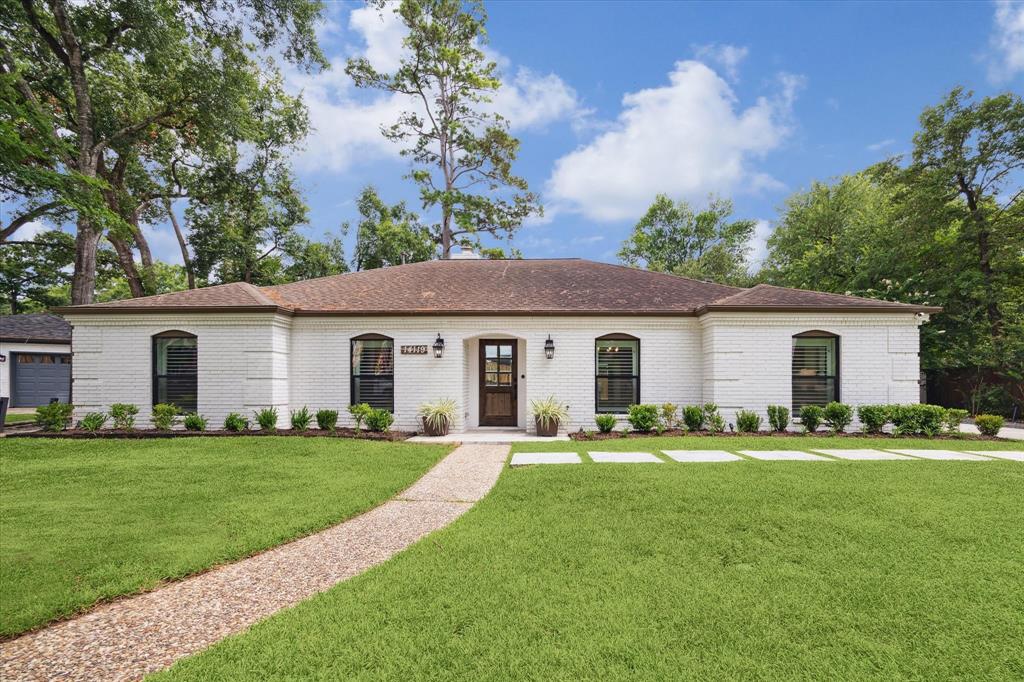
[53,305,294,316]
[696,304,942,315]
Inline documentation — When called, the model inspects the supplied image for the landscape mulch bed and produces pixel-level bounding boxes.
[7,428,415,442]
[569,429,998,441]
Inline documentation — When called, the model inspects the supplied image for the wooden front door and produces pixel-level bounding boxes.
[479,340,517,426]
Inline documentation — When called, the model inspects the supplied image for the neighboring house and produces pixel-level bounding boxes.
[0,313,73,407]
[55,254,939,433]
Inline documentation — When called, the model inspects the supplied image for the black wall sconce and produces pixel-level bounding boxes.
[433,333,445,358]
[544,335,555,359]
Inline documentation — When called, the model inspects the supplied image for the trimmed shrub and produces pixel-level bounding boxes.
[627,404,661,432]
[35,402,74,432]
[857,404,890,434]
[702,403,725,433]
[255,407,278,432]
[183,413,207,431]
[349,403,372,432]
[682,405,704,431]
[77,412,107,432]
[736,409,762,433]
[799,405,825,433]
[975,414,1004,437]
[767,404,790,432]
[151,403,178,431]
[823,401,853,433]
[595,414,617,433]
[290,406,312,431]
[890,404,946,436]
[109,403,139,430]
[942,408,969,434]
[661,403,679,430]
[224,412,249,432]
[364,408,394,433]
[316,409,339,432]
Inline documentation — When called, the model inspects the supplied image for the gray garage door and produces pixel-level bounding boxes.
[11,353,71,407]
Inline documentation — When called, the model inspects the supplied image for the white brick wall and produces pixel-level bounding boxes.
[64,311,925,433]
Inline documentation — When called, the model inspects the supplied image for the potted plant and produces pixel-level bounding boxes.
[531,396,569,437]
[419,399,457,436]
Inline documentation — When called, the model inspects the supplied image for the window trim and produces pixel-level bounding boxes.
[791,330,840,412]
[151,330,198,413]
[594,333,640,415]
[350,333,395,412]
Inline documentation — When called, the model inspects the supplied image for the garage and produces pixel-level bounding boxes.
[11,353,72,407]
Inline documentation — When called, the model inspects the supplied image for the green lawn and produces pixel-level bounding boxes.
[3,412,35,425]
[0,437,449,637]
[159,437,1022,681]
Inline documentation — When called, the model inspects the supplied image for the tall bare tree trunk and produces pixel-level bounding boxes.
[71,220,101,303]
[164,197,195,288]
[106,233,146,298]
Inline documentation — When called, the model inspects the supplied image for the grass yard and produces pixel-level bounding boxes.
[3,412,35,425]
[0,437,449,637]
[158,436,1022,680]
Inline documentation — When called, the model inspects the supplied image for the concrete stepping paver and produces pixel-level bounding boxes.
[588,451,663,463]
[738,450,830,461]
[885,449,993,461]
[965,451,1024,461]
[812,449,913,460]
[0,443,509,682]
[510,452,582,466]
[662,450,742,463]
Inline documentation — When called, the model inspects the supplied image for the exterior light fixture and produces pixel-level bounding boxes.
[433,333,445,359]
[544,335,555,359]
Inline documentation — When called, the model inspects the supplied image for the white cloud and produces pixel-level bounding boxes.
[692,43,749,81]
[348,4,407,73]
[867,138,895,151]
[988,1,1024,83]
[746,218,773,271]
[546,61,801,222]
[490,67,586,131]
[13,219,49,240]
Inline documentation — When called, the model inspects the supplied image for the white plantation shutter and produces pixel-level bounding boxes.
[792,336,837,411]
[351,337,394,411]
[596,338,639,414]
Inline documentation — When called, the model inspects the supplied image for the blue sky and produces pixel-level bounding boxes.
[27,1,1024,271]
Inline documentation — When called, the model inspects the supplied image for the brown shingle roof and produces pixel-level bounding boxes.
[54,259,940,316]
[0,313,71,343]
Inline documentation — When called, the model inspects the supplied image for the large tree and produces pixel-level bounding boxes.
[0,0,327,303]
[619,194,756,286]
[346,0,541,258]
[0,229,74,313]
[346,186,435,271]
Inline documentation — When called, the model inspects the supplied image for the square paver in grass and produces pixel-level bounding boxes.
[966,451,1024,462]
[812,449,913,460]
[588,451,663,463]
[738,450,830,461]
[886,449,994,461]
[510,452,582,467]
[662,450,742,463]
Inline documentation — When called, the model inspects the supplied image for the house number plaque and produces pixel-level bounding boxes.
[400,345,428,355]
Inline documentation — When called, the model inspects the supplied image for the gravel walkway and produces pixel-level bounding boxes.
[0,443,509,682]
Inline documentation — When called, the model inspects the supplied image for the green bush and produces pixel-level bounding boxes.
[77,412,107,432]
[349,403,372,432]
[364,407,394,433]
[890,404,946,436]
[151,403,178,431]
[703,403,725,433]
[290,406,312,431]
[823,401,853,433]
[682,405,704,431]
[767,404,790,432]
[799,405,825,433]
[942,408,969,434]
[627,404,661,432]
[223,412,249,432]
[316,409,339,431]
[595,414,617,433]
[35,402,74,432]
[183,413,207,431]
[660,403,679,430]
[255,407,278,432]
[736,409,762,433]
[975,414,1005,437]
[857,404,890,434]
[109,403,139,430]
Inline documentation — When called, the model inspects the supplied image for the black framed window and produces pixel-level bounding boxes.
[595,334,639,414]
[152,331,198,413]
[792,331,839,411]
[351,334,394,411]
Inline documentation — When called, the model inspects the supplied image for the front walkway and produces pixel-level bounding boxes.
[410,428,570,444]
[0,443,509,682]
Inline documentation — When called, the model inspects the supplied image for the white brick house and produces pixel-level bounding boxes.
[57,256,937,433]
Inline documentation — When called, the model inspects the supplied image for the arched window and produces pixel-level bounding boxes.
[351,334,394,411]
[595,333,639,414]
[152,331,198,412]
[792,331,839,411]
